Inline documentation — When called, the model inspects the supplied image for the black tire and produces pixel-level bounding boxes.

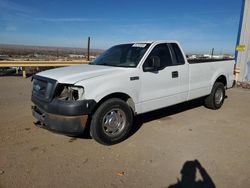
[204,82,225,110]
[90,98,133,145]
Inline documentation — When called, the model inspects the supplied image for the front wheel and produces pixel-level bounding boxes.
[204,82,225,110]
[90,98,133,145]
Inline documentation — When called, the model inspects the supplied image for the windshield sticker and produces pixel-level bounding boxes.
[132,43,147,48]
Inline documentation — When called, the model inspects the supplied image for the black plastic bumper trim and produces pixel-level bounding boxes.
[32,106,88,135]
[32,96,97,116]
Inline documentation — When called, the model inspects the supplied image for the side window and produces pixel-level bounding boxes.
[144,44,173,69]
[170,43,185,65]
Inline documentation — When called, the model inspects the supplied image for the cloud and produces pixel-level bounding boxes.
[0,0,34,14]
[5,25,17,31]
[34,17,105,22]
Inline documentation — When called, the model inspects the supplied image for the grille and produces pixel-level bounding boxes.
[32,76,57,102]
[33,79,47,97]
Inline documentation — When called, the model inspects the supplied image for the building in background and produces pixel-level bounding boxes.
[0,55,9,60]
[236,0,250,81]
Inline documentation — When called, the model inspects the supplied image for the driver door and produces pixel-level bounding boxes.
[139,43,181,113]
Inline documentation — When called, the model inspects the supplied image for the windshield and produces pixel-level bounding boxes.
[91,43,151,67]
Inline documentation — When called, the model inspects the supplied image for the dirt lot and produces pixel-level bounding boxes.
[0,77,250,188]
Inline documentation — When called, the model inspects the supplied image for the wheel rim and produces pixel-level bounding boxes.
[102,108,126,136]
[215,88,223,105]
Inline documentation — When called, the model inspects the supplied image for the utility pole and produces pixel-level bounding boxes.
[87,37,90,61]
[211,48,214,59]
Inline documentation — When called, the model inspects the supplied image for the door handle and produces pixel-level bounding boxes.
[172,71,179,78]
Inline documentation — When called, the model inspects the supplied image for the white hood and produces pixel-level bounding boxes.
[36,64,122,84]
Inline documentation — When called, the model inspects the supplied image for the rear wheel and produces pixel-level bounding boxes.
[204,82,225,110]
[90,98,133,145]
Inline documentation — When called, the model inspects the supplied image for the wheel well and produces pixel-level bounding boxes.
[215,75,227,86]
[92,93,136,115]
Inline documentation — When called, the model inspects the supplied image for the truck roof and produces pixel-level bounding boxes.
[121,40,179,45]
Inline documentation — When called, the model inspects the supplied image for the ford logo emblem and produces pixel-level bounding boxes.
[34,84,41,91]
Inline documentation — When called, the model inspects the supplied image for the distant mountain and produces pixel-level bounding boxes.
[0,44,104,56]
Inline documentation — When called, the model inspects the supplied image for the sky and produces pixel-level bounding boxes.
[0,0,243,54]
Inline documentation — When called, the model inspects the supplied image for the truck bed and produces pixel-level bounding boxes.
[187,58,235,101]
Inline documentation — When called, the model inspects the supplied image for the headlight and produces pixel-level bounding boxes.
[56,84,84,101]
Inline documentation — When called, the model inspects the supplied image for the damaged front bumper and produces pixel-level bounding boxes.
[31,96,96,136]
[32,106,88,135]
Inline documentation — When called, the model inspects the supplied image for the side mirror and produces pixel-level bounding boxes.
[143,56,161,72]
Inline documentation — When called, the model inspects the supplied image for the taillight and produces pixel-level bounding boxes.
[233,64,236,75]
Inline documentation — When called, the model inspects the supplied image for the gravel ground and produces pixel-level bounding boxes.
[0,77,250,188]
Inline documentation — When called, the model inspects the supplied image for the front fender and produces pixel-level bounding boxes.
[76,70,141,110]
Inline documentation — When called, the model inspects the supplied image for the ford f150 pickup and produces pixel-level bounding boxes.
[31,40,235,145]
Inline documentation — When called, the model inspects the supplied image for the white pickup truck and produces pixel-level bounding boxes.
[32,40,235,145]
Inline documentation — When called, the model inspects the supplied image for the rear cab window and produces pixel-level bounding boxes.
[168,43,185,65]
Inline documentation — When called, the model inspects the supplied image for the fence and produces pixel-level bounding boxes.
[0,60,89,78]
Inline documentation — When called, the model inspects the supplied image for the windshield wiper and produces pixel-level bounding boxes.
[96,62,117,66]
[92,62,133,68]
